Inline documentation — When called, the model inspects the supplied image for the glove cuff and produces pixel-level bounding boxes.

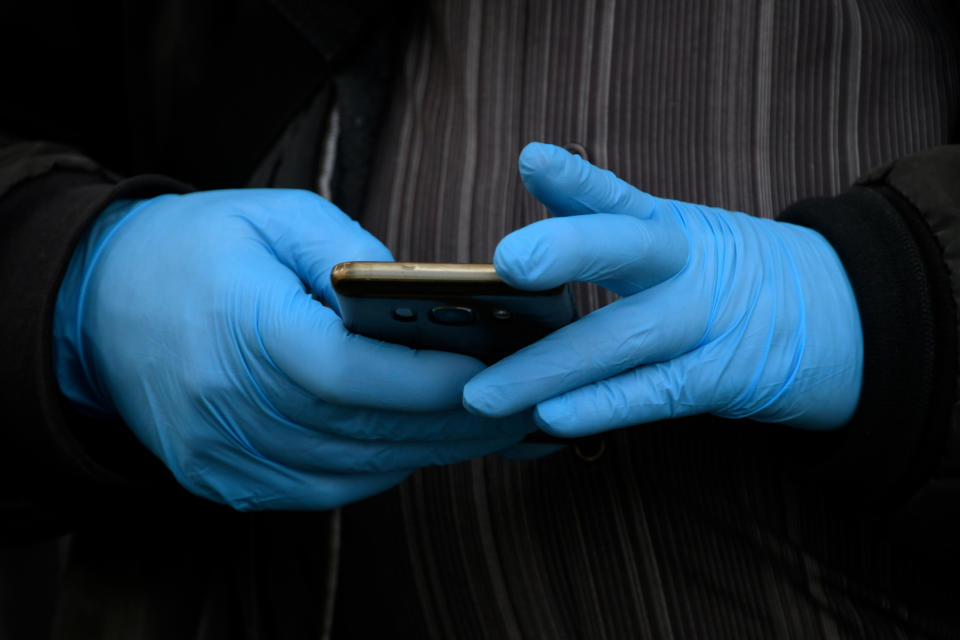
[54,198,146,414]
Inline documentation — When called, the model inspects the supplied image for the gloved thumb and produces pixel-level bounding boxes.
[242,189,393,314]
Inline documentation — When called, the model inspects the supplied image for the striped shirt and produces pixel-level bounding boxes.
[335,1,960,637]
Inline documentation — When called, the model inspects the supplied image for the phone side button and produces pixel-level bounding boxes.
[429,306,475,325]
[392,307,417,321]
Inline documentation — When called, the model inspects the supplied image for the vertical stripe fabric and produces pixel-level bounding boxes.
[351,1,960,638]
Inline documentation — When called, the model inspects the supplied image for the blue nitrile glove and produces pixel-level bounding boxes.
[54,190,534,510]
[463,143,863,436]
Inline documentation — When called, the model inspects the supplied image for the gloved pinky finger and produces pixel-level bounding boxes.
[182,460,411,511]
[532,360,707,437]
[252,425,526,475]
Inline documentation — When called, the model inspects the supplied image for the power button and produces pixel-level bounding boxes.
[430,306,475,325]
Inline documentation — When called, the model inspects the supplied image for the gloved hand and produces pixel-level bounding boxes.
[463,143,863,436]
[54,189,533,510]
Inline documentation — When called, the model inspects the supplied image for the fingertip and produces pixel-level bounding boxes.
[518,142,658,219]
[462,395,483,416]
[462,378,508,418]
[494,218,582,290]
[461,383,489,416]
[518,143,584,207]
[534,398,601,438]
[518,142,570,179]
[493,229,548,290]
[533,402,569,436]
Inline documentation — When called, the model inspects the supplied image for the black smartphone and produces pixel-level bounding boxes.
[331,261,592,446]
[330,262,578,363]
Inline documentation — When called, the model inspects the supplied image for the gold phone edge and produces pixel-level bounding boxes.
[331,262,502,286]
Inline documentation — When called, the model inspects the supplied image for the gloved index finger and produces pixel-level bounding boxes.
[462,280,706,419]
[494,212,688,296]
[519,142,659,218]
[263,291,490,413]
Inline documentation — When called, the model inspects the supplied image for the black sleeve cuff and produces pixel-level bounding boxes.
[777,152,958,513]
[0,166,192,540]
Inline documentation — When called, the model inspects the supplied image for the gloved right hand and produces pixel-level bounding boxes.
[54,189,534,510]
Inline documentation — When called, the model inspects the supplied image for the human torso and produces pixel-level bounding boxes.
[344,1,959,637]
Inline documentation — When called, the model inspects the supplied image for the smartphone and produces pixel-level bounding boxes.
[330,262,578,363]
[331,261,594,447]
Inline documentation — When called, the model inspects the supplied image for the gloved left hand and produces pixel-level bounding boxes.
[463,143,863,436]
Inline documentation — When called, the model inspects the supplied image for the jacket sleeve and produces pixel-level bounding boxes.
[0,137,193,542]
[778,145,960,542]
[0,0,342,541]
[0,0,396,541]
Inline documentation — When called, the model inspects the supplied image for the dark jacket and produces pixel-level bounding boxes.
[2,0,960,638]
